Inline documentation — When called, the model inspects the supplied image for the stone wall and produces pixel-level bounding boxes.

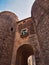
[14,17,41,65]
[31,0,49,65]
[0,11,45,65]
[0,0,49,64]
[0,11,18,65]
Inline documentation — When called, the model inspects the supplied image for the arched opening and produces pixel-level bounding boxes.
[16,44,36,65]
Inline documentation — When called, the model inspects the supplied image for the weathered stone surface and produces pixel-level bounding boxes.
[0,11,18,65]
[31,0,49,65]
[0,12,43,65]
[1,0,49,64]
[14,17,41,65]
[36,0,49,11]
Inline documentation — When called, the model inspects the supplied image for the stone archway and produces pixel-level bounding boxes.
[15,44,36,65]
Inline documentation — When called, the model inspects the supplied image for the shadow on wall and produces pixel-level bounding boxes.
[15,44,36,65]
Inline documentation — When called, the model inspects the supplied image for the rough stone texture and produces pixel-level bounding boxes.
[31,0,49,65]
[1,0,49,64]
[0,11,18,65]
[36,0,49,11]
[0,12,44,65]
[14,17,41,65]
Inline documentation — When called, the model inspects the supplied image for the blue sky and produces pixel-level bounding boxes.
[0,0,35,20]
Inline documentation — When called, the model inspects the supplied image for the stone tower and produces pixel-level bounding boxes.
[0,11,18,65]
[31,0,49,65]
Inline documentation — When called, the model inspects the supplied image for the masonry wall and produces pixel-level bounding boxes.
[0,11,44,65]
[31,0,49,65]
[13,17,42,65]
[0,11,18,65]
[0,1,49,64]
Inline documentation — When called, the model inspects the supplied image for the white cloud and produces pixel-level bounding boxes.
[0,0,35,20]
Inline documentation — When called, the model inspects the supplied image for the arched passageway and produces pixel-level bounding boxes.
[15,44,36,65]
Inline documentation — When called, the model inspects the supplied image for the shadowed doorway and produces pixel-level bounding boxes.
[15,44,36,65]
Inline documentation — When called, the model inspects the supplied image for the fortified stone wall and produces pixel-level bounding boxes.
[31,0,49,65]
[0,11,44,65]
[14,17,41,65]
[0,0,49,65]
[0,11,18,65]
